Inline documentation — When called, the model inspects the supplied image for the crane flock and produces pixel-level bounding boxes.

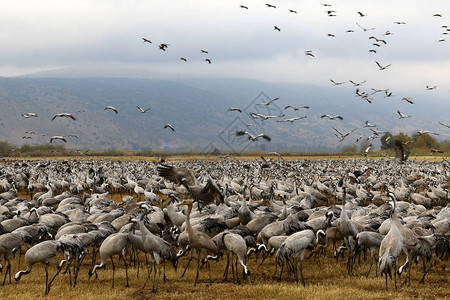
[0,157,447,295]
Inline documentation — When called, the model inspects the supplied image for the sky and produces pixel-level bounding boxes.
[1,0,450,95]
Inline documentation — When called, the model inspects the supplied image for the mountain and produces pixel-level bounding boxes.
[0,76,448,152]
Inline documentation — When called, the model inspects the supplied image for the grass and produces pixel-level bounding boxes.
[1,248,448,300]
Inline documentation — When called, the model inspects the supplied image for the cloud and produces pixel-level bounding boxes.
[0,0,449,96]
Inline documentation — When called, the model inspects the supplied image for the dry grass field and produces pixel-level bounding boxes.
[0,248,448,300]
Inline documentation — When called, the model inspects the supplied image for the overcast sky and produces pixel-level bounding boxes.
[1,0,450,94]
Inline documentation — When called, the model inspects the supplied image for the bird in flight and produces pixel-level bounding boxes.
[369,36,387,44]
[205,58,212,64]
[402,97,414,104]
[236,131,271,142]
[438,122,450,128]
[364,121,376,127]
[375,61,391,70]
[357,11,367,17]
[289,9,297,13]
[142,38,152,44]
[274,26,281,32]
[349,80,366,87]
[321,114,343,120]
[227,108,242,113]
[285,105,310,111]
[249,112,284,120]
[305,50,315,57]
[426,85,437,90]
[137,106,151,113]
[257,97,279,106]
[201,49,209,54]
[276,116,307,123]
[356,22,375,31]
[394,21,406,25]
[180,57,187,62]
[333,127,357,141]
[397,110,411,119]
[49,136,67,143]
[265,3,276,8]
[416,130,439,135]
[330,79,346,86]
[105,106,118,114]
[21,112,38,119]
[52,113,76,121]
[164,124,175,132]
[159,43,169,51]
[240,5,248,9]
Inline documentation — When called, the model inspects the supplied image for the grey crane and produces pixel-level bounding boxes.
[131,206,177,292]
[51,113,76,121]
[222,232,250,283]
[338,187,359,275]
[104,106,118,114]
[275,229,316,286]
[15,240,70,295]
[0,231,32,284]
[177,200,219,287]
[164,124,175,132]
[379,200,403,291]
[136,106,151,113]
[88,232,130,288]
[355,231,384,277]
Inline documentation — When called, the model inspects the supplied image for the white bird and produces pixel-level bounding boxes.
[415,130,439,136]
[104,106,118,114]
[236,131,271,142]
[397,110,411,119]
[364,121,376,127]
[356,22,376,31]
[321,114,343,120]
[349,80,366,86]
[21,113,38,119]
[402,97,414,104]
[164,124,175,132]
[51,113,76,121]
[49,136,67,143]
[227,107,242,113]
[257,97,279,106]
[376,61,391,70]
[284,105,310,111]
[330,79,346,86]
[438,121,450,128]
[136,106,151,113]
[276,116,307,123]
[249,112,284,120]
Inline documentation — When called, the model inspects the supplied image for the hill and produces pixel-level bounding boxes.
[0,76,448,152]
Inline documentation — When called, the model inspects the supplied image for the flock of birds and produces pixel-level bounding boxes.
[20,104,176,145]
[133,2,449,152]
[0,157,448,295]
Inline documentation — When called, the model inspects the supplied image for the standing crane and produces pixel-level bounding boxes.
[177,199,219,287]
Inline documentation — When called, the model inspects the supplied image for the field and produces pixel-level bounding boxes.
[0,155,449,300]
[1,247,448,300]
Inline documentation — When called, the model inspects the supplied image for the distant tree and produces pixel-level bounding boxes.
[440,140,450,152]
[414,133,439,149]
[380,132,394,150]
[0,141,12,156]
[342,144,357,153]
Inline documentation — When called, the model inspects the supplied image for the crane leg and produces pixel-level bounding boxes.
[194,252,200,287]
[180,252,193,278]
[299,259,305,287]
